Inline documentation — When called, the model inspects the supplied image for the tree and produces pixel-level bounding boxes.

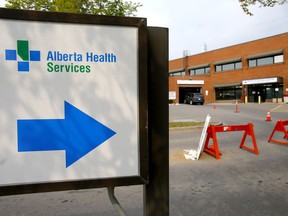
[239,0,288,15]
[4,0,142,17]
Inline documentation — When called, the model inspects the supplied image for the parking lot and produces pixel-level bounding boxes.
[169,102,288,216]
[0,102,287,215]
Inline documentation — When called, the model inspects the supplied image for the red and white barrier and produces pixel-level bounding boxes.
[268,120,288,145]
[204,123,259,159]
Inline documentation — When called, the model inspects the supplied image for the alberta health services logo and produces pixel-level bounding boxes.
[5,40,40,72]
[5,40,117,73]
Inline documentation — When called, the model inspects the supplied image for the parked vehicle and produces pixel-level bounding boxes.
[184,93,204,105]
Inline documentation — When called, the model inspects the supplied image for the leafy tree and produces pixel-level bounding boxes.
[239,0,288,15]
[4,0,142,16]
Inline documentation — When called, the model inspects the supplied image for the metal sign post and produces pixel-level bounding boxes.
[145,27,169,216]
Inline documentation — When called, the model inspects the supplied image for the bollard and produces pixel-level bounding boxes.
[235,101,239,113]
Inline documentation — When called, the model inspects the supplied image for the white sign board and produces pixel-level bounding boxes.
[177,80,204,85]
[0,11,147,190]
[184,114,211,160]
[242,77,278,85]
[169,91,176,100]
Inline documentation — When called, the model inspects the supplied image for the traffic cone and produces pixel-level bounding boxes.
[265,110,272,121]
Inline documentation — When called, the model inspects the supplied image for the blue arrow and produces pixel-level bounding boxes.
[17,101,116,168]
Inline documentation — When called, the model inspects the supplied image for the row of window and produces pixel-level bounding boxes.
[215,61,242,72]
[215,85,283,102]
[170,53,284,76]
[190,66,210,76]
[169,71,185,76]
[248,54,283,67]
[215,86,242,100]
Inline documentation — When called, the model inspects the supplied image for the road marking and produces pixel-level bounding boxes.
[270,104,288,112]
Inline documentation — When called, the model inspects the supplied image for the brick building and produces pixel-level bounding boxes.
[169,33,288,104]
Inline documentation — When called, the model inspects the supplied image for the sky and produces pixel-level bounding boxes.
[132,0,288,60]
[1,0,287,60]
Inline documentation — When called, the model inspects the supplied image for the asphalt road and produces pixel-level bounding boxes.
[169,102,288,216]
[1,103,288,216]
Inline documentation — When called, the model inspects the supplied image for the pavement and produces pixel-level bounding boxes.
[169,102,288,216]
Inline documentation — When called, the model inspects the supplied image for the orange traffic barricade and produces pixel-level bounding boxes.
[268,120,288,145]
[204,123,259,159]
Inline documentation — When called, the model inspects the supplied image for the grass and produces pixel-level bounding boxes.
[169,121,204,128]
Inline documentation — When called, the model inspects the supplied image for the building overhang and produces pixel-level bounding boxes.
[169,68,185,73]
[213,57,242,65]
[246,49,283,59]
[187,63,210,70]
[214,82,242,88]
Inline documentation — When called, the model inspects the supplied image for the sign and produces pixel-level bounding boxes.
[184,114,211,160]
[169,91,176,100]
[0,9,148,195]
[242,77,278,85]
[177,80,204,85]
[17,101,116,168]
[196,114,211,159]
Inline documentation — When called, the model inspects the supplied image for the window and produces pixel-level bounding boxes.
[215,86,242,100]
[169,71,185,76]
[215,61,242,72]
[274,55,284,63]
[222,63,235,71]
[189,66,210,76]
[235,62,242,69]
[216,65,222,72]
[257,56,273,66]
[248,59,256,67]
[248,54,284,67]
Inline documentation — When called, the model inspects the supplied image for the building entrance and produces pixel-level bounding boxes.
[248,86,266,102]
[179,87,201,103]
[247,84,283,103]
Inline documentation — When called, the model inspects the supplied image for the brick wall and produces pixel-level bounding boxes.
[169,33,288,103]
